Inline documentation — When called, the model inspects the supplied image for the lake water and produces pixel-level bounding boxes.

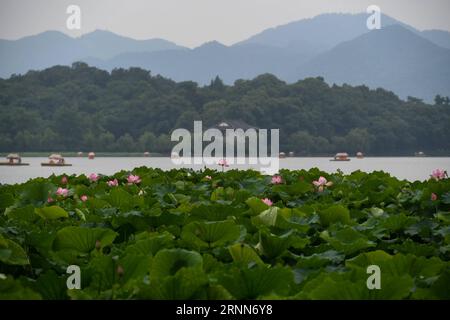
[0,157,449,184]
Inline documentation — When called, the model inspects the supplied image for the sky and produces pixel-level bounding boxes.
[1,0,449,48]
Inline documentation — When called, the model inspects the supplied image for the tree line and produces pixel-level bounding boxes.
[0,62,449,156]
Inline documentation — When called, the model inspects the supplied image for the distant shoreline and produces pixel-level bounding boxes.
[1,153,450,158]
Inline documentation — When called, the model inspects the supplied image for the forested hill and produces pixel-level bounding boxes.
[0,63,449,155]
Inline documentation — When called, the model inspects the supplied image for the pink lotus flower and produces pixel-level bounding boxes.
[218,159,229,167]
[61,176,68,184]
[261,198,273,206]
[271,175,282,184]
[47,197,54,203]
[107,179,119,187]
[218,159,229,172]
[56,187,69,197]
[80,195,88,202]
[89,173,99,182]
[431,193,438,201]
[313,176,333,192]
[127,174,141,185]
[205,175,212,180]
[431,169,447,181]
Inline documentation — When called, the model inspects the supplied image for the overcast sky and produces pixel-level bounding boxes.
[1,0,449,47]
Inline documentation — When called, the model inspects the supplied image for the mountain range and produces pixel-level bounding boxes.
[1,13,450,101]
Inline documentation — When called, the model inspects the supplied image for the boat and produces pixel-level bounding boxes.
[356,152,364,159]
[330,152,351,161]
[77,151,83,157]
[0,153,29,166]
[88,152,95,159]
[41,154,72,166]
[288,151,295,157]
[279,152,286,158]
[415,151,426,157]
[144,151,150,157]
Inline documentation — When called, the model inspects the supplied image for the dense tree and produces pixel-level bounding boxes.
[0,64,449,155]
[435,94,450,106]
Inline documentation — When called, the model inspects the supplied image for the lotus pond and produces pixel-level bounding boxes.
[0,167,449,299]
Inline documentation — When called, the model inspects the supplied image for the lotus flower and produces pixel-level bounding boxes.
[116,265,124,277]
[107,179,119,187]
[127,174,141,185]
[56,187,69,197]
[218,159,229,172]
[261,198,273,206]
[89,173,99,182]
[95,240,101,251]
[205,175,212,180]
[431,193,438,201]
[80,195,88,202]
[61,176,68,184]
[271,175,282,184]
[47,196,54,203]
[431,169,447,181]
[218,159,229,167]
[313,176,333,192]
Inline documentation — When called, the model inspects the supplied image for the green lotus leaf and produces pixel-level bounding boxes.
[35,270,68,300]
[118,254,152,285]
[143,266,208,299]
[318,205,351,226]
[412,269,450,300]
[107,188,137,211]
[150,249,202,281]
[380,213,417,233]
[0,276,42,300]
[35,206,69,220]
[218,265,294,299]
[125,232,174,256]
[53,226,118,254]
[321,227,375,255]
[190,203,244,221]
[296,250,345,269]
[245,196,270,215]
[19,180,54,206]
[0,235,29,265]
[181,220,244,249]
[5,205,37,222]
[257,229,293,259]
[228,243,264,266]
[0,193,14,212]
[298,271,414,300]
[252,207,279,227]
[347,250,446,279]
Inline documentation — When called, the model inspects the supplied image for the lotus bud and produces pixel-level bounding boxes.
[95,240,101,251]
[116,265,124,278]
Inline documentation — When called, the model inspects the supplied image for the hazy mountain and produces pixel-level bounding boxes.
[84,41,309,84]
[236,13,415,53]
[1,13,450,101]
[294,25,450,101]
[0,30,185,77]
[421,30,450,50]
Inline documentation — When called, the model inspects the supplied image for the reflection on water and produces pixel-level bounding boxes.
[0,157,449,184]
